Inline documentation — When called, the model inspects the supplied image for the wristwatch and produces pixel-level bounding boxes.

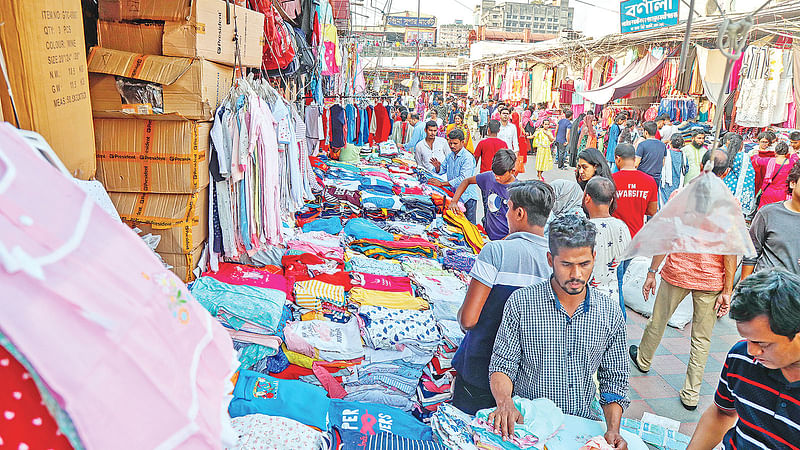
[647,268,658,274]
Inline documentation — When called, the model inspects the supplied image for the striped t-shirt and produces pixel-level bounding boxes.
[715,341,800,449]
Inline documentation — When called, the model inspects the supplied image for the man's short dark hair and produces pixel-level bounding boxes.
[670,134,685,149]
[657,114,671,122]
[400,111,408,121]
[701,149,729,176]
[692,130,706,139]
[787,159,800,195]
[731,269,800,339]
[548,214,596,256]
[487,119,501,134]
[410,112,420,120]
[491,148,517,176]
[564,110,574,119]
[615,143,635,159]
[614,114,627,122]
[500,107,512,114]
[447,128,465,141]
[789,131,800,141]
[507,181,554,227]
[642,121,658,137]
[584,176,616,206]
[425,120,438,130]
[775,142,790,156]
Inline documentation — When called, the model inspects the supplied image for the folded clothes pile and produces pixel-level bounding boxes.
[359,306,441,353]
[346,253,407,277]
[410,273,467,322]
[400,194,437,224]
[349,287,429,310]
[349,238,437,260]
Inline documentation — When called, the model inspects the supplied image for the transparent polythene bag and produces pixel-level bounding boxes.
[622,164,756,260]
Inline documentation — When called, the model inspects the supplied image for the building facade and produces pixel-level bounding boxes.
[473,0,574,35]
[438,21,473,47]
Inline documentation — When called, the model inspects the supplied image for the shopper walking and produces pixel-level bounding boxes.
[635,121,668,186]
[583,177,631,315]
[752,142,798,209]
[612,143,659,316]
[473,120,507,174]
[606,114,626,169]
[497,107,519,155]
[554,110,573,169]
[630,150,737,411]
[478,103,490,138]
[682,131,707,185]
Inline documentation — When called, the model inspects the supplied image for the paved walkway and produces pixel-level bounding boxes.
[514,156,738,437]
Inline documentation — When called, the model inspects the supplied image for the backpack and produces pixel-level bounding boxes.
[293,28,316,75]
[257,1,296,71]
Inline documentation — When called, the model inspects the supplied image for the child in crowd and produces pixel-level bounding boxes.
[448,149,518,240]
[532,119,555,180]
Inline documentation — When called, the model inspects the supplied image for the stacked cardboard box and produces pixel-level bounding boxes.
[90,0,264,282]
[95,117,210,282]
[0,0,96,179]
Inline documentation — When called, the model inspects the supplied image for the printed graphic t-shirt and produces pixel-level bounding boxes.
[612,170,658,237]
[476,172,511,240]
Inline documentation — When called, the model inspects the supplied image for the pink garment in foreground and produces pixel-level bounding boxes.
[0,123,236,449]
[580,436,615,450]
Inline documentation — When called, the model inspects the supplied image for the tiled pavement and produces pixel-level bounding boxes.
[623,309,742,437]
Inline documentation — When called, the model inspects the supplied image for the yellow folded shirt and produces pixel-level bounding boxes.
[349,287,429,310]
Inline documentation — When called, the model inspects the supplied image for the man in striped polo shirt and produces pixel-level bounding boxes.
[688,269,800,449]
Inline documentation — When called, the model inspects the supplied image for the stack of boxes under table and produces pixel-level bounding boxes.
[90,0,265,281]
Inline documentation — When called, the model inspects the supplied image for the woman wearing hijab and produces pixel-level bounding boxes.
[577,111,598,155]
[521,109,537,156]
[566,113,586,167]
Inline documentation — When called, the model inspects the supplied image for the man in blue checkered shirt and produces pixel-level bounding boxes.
[487,214,630,449]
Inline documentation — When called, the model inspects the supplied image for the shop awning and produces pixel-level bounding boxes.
[576,53,667,105]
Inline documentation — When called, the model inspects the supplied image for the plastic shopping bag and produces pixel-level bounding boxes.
[623,164,755,260]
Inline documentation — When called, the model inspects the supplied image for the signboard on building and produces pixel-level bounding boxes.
[405,29,436,44]
[620,0,679,33]
[387,15,436,28]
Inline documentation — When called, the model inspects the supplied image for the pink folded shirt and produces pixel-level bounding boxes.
[351,272,413,293]
[203,263,290,294]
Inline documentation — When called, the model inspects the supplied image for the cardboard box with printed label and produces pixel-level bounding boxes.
[0,0,96,180]
[161,245,204,283]
[94,116,210,193]
[99,0,265,67]
[97,20,164,55]
[88,47,232,120]
[109,189,208,254]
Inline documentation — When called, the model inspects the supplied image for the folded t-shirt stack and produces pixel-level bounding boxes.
[400,194,437,224]
[346,253,407,277]
[349,287,429,310]
[350,238,437,260]
[283,317,364,362]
